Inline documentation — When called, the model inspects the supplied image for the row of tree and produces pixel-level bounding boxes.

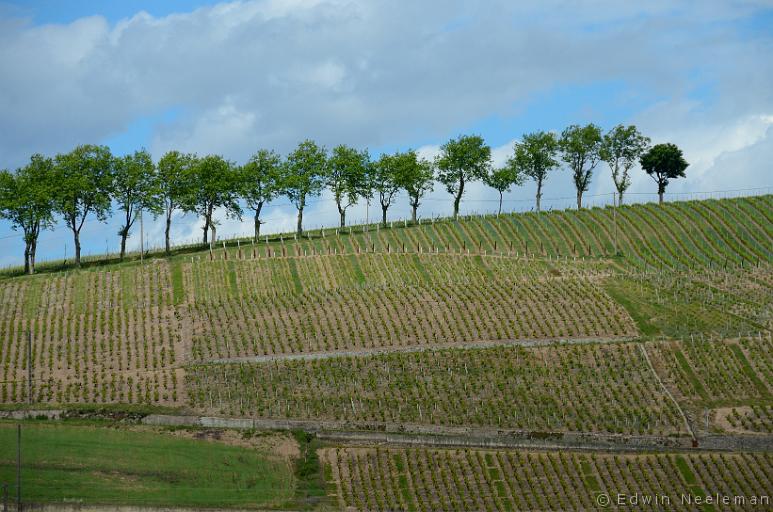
[0,124,688,274]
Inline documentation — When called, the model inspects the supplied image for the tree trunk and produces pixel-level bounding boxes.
[658,180,666,205]
[23,243,30,275]
[202,218,209,245]
[618,190,624,206]
[120,233,128,260]
[535,180,543,212]
[453,179,465,219]
[659,191,664,205]
[381,204,388,226]
[73,229,82,268]
[339,208,346,228]
[165,209,172,254]
[29,238,37,274]
[576,190,583,210]
[498,191,503,215]
[411,202,418,223]
[296,207,304,236]
[254,214,261,242]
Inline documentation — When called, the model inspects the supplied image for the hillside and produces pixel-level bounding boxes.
[1,195,772,508]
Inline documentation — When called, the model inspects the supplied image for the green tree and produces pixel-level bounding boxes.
[599,125,650,205]
[0,155,56,274]
[640,143,689,204]
[372,153,402,226]
[393,150,434,222]
[512,131,560,212]
[52,144,114,267]
[241,149,284,241]
[436,135,491,219]
[327,145,369,227]
[559,124,603,209]
[157,151,196,254]
[483,161,524,215]
[184,155,241,244]
[282,140,327,236]
[113,149,160,260]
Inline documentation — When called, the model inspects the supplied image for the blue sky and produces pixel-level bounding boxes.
[0,1,772,268]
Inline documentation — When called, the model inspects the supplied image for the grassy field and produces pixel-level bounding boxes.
[0,421,296,508]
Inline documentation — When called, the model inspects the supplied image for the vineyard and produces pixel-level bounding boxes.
[0,262,184,405]
[186,342,687,435]
[0,195,770,509]
[187,254,635,359]
[322,446,772,511]
[206,195,772,270]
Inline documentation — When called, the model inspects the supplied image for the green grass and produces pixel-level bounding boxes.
[674,350,709,401]
[729,344,771,398]
[674,455,715,512]
[170,260,185,305]
[0,422,294,508]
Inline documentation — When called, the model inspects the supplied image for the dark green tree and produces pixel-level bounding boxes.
[113,149,160,260]
[640,143,689,204]
[560,124,603,209]
[184,155,241,244]
[512,131,560,212]
[372,153,402,226]
[0,155,56,274]
[483,161,524,215]
[393,150,434,222]
[436,135,491,219]
[157,151,196,254]
[327,145,369,227]
[52,144,114,267]
[599,125,650,205]
[282,140,327,236]
[241,149,283,241]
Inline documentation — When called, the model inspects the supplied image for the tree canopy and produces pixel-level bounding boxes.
[327,145,369,227]
[436,135,491,219]
[52,144,114,267]
[392,150,434,223]
[599,125,650,205]
[559,124,603,209]
[184,155,241,244]
[640,143,688,204]
[0,155,56,274]
[483,161,524,215]
[157,151,196,254]
[113,149,160,259]
[511,131,560,212]
[283,140,327,236]
[241,149,284,240]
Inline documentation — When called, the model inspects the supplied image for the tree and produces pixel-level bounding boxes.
[435,135,491,219]
[112,149,160,260]
[372,153,402,226]
[599,125,650,205]
[52,144,114,267]
[184,155,241,244]
[393,150,434,223]
[327,145,369,227]
[483,161,524,215]
[0,155,56,274]
[283,140,327,236]
[640,143,688,204]
[157,151,196,254]
[511,131,560,212]
[560,124,603,209]
[241,149,284,241]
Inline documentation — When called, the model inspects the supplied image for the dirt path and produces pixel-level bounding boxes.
[200,335,638,365]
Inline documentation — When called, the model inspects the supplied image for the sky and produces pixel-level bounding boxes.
[0,0,772,267]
